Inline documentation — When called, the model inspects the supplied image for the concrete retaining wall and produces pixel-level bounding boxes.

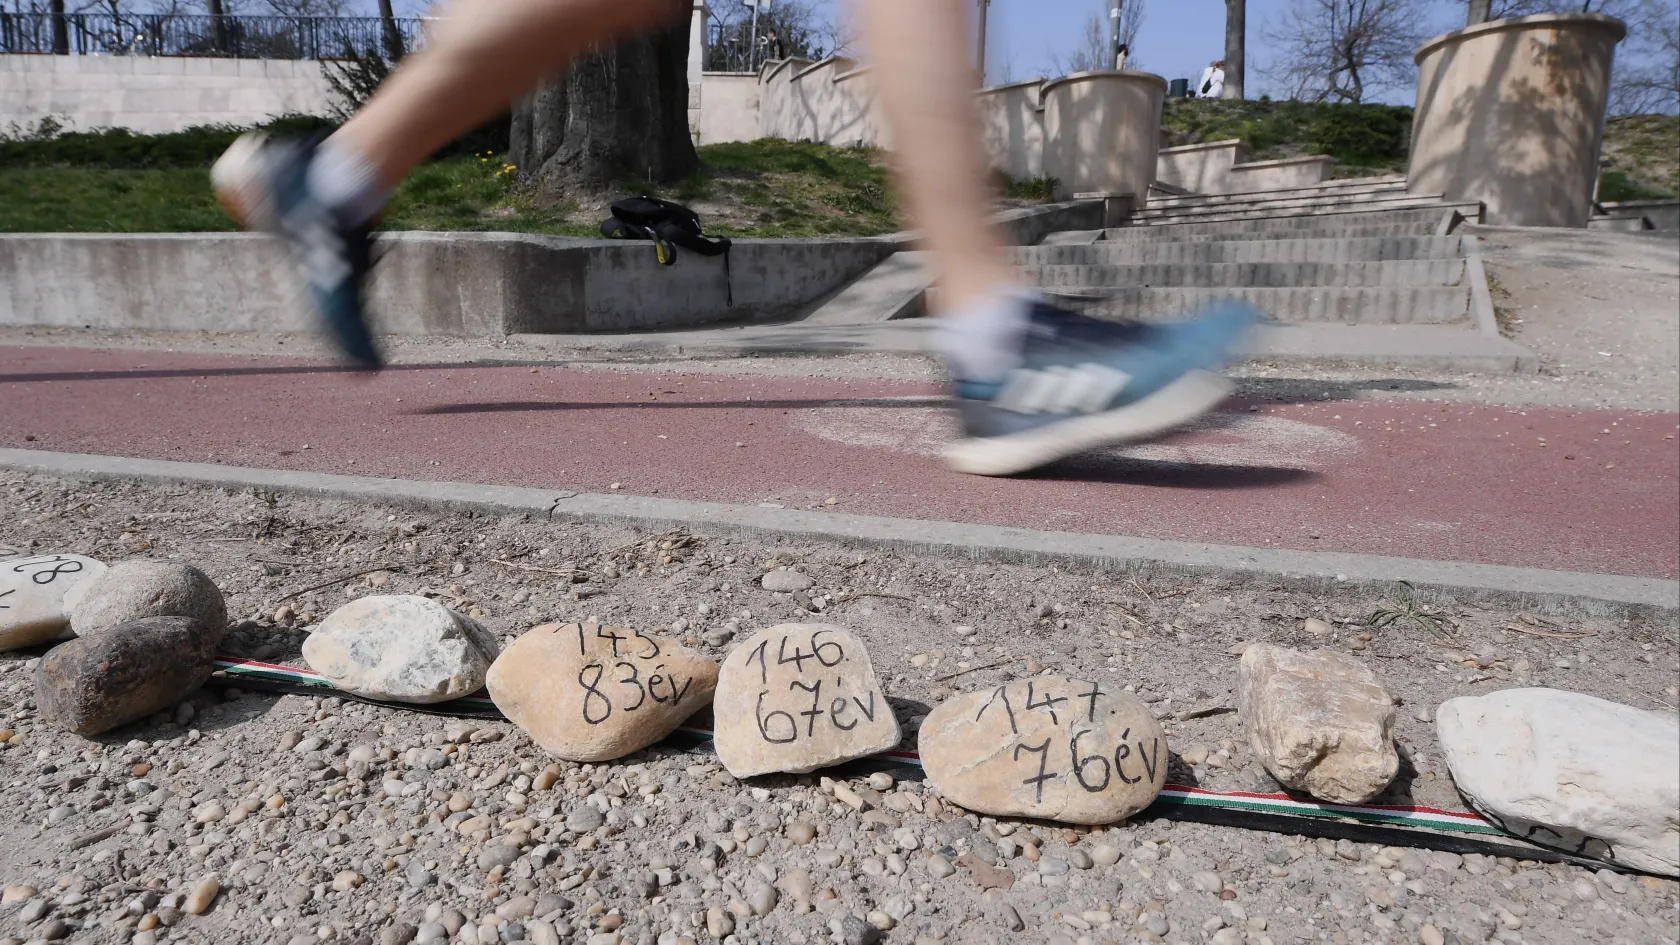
[977,79,1047,182]
[696,73,760,144]
[1156,139,1333,195]
[0,232,897,336]
[1596,199,1680,231]
[1408,13,1626,227]
[0,54,332,134]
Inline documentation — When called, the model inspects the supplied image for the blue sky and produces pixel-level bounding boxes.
[377,0,1663,108]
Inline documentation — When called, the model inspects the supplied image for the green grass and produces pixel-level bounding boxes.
[7,109,1670,235]
[0,167,235,232]
[1161,98,1415,175]
[1601,115,1678,198]
[0,134,906,237]
[1598,169,1672,203]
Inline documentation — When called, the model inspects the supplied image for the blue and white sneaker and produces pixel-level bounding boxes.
[945,300,1258,475]
[211,133,382,369]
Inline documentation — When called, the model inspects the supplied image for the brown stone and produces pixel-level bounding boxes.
[36,617,218,736]
[919,675,1167,825]
[1238,644,1398,804]
[713,624,900,777]
[955,852,1015,890]
[487,621,717,762]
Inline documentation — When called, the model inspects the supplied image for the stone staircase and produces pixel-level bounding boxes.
[1009,179,1537,372]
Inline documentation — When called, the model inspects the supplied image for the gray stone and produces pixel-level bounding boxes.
[1438,688,1680,877]
[302,595,499,704]
[760,570,814,592]
[566,807,605,833]
[478,845,522,871]
[0,553,106,650]
[831,914,881,945]
[379,924,418,945]
[68,560,226,642]
[35,617,218,736]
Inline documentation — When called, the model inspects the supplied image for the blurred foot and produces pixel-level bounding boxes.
[943,299,1258,476]
[212,133,382,369]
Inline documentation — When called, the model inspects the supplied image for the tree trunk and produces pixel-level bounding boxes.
[207,0,228,55]
[1223,0,1245,99]
[1466,0,1492,25]
[509,26,698,193]
[50,0,68,55]
[377,0,405,62]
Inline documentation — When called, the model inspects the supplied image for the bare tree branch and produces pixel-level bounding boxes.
[1046,3,1109,76]
[1262,0,1425,103]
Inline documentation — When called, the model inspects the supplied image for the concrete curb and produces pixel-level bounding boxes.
[3,448,1673,617]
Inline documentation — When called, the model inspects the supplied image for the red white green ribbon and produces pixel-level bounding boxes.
[212,656,1499,837]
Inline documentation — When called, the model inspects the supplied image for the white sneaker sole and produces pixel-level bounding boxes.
[210,132,278,232]
[944,369,1233,476]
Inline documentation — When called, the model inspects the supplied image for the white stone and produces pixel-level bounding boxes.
[0,553,106,650]
[1437,688,1679,877]
[302,596,499,704]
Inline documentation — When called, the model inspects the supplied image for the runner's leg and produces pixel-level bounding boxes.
[333,0,683,190]
[211,0,682,368]
[856,0,1257,475]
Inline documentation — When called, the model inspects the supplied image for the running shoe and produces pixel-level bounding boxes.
[945,299,1258,476]
[211,133,382,369]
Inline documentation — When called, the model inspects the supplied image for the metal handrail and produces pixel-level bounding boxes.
[0,12,426,60]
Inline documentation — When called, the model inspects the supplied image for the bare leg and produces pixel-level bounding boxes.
[855,0,1019,314]
[335,0,683,189]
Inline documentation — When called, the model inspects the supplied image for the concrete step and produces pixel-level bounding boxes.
[1045,285,1471,325]
[1243,322,1537,373]
[1011,235,1466,266]
[802,251,930,325]
[1147,177,1410,209]
[1039,230,1106,245]
[512,320,1536,373]
[1018,258,1465,289]
[1102,205,1482,241]
[1132,192,1454,225]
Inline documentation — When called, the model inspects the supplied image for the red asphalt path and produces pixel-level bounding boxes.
[3,346,1676,579]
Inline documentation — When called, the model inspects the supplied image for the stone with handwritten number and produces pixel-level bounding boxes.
[0,553,107,651]
[714,623,900,778]
[303,595,499,704]
[487,621,719,762]
[919,676,1167,825]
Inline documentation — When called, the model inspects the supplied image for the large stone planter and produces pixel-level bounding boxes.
[1408,13,1626,227]
[1041,70,1166,200]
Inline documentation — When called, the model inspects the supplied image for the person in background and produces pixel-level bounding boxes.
[762,27,785,61]
[1199,59,1225,97]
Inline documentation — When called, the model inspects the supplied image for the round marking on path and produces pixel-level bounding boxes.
[795,399,1359,469]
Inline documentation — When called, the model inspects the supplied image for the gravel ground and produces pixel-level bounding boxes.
[1,475,1677,945]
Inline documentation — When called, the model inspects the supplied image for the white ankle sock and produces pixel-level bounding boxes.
[931,286,1037,383]
[306,137,389,227]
